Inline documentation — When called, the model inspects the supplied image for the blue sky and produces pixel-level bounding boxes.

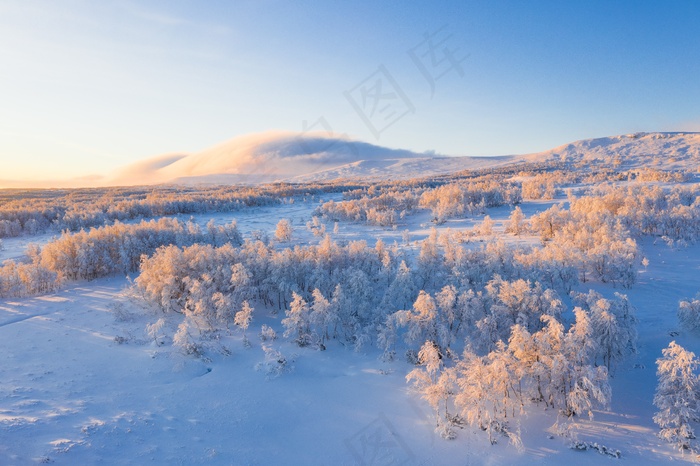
[1,0,699,181]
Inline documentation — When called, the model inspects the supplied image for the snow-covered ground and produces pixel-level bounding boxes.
[1,192,699,465]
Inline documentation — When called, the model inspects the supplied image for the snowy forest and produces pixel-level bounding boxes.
[3,144,700,464]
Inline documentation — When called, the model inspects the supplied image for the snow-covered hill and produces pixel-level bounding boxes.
[524,132,700,170]
[110,131,700,186]
[109,131,429,185]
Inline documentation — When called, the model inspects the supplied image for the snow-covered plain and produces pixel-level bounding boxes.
[2,132,700,465]
[0,202,696,465]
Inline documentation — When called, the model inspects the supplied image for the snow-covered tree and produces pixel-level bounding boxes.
[212,292,233,328]
[533,314,567,410]
[679,295,700,332]
[381,260,417,312]
[182,274,220,333]
[573,290,637,371]
[478,215,495,236]
[310,288,334,348]
[435,284,461,354]
[406,341,456,438]
[484,341,518,421]
[259,344,291,378]
[378,312,399,361]
[455,349,506,444]
[654,341,700,452]
[234,300,254,346]
[529,204,566,240]
[505,206,525,236]
[565,363,610,420]
[507,323,541,405]
[593,308,622,372]
[173,321,204,358]
[416,228,445,289]
[275,219,294,242]
[146,318,166,346]
[393,290,438,347]
[259,324,277,341]
[230,263,253,309]
[282,292,312,346]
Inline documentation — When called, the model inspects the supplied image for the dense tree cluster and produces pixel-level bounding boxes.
[419,180,521,223]
[569,184,700,243]
[408,312,612,442]
[521,173,566,200]
[0,182,359,238]
[0,255,59,297]
[398,288,633,442]
[135,236,398,349]
[501,184,700,293]
[316,186,419,226]
[0,209,648,448]
[628,168,688,183]
[316,178,522,227]
[654,342,700,452]
[0,218,241,297]
[525,202,639,288]
[129,228,638,446]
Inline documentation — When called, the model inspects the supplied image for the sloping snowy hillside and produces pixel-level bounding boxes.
[523,132,700,170]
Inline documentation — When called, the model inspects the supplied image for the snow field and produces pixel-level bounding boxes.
[1,185,700,464]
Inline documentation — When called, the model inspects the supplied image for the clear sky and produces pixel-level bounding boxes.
[1,0,699,182]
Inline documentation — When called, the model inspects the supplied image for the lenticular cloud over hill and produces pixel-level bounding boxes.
[109,131,700,186]
[110,131,426,185]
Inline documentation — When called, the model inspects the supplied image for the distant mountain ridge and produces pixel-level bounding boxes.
[528,132,700,170]
[3,131,698,188]
[108,131,698,186]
